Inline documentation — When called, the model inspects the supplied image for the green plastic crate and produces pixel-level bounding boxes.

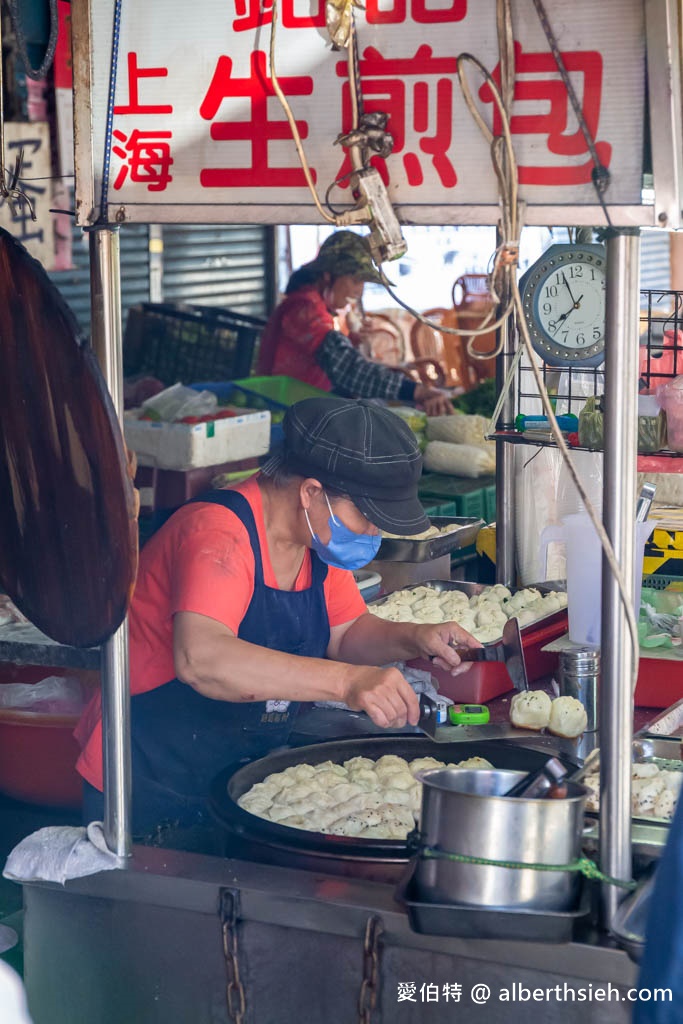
[231,375,327,408]
[436,501,458,518]
[484,484,497,523]
[418,472,493,521]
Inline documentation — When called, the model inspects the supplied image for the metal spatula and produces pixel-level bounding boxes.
[417,618,529,742]
[417,693,524,742]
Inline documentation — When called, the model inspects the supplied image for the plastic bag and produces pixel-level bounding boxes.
[656,375,683,452]
[0,676,88,715]
[578,396,604,449]
[578,395,666,453]
[423,441,495,477]
[514,446,563,584]
[140,383,217,423]
[639,591,683,651]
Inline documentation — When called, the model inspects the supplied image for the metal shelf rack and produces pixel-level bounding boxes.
[505,288,683,446]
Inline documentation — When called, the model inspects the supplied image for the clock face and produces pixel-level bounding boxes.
[522,245,606,367]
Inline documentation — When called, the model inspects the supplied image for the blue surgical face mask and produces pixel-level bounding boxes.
[305,493,381,571]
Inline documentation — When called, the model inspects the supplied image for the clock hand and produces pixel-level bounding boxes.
[562,272,578,307]
[551,308,573,334]
[551,295,584,335]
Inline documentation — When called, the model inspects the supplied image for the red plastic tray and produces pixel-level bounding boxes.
[635,657,683,709]
[523,614,568,682]
[408,612,568,704]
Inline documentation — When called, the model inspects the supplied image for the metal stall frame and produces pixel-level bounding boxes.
[23,0,675,999]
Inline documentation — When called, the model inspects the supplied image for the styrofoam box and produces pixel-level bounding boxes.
[124,409,271,470]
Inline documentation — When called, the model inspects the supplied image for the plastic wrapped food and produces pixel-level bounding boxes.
[578,397,604,450]
[579,395,666,453]
[424,441,495,477]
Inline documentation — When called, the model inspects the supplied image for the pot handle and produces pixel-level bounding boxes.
[539,524,565,578]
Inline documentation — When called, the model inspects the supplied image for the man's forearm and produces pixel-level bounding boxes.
[336,613,420,666]
[175,631,350,704]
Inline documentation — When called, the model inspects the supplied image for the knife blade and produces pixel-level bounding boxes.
[443,617,528,690]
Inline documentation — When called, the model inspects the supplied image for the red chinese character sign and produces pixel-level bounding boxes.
[73,0,652,226]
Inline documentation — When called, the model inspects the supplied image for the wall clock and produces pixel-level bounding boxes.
[519,243,606,368]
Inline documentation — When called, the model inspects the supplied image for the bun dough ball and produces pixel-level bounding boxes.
[472,625,504,643]
[510,689,552,731]
[455,756,494,769]
[548,695,588,738]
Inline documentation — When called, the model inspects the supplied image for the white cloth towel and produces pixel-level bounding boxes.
[315,662,439,710]
[3,822,121,885]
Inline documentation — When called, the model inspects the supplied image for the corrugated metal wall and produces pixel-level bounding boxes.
[48,221,272,336]
[49,221,151,336]
[641,230,671,290]
[161,225,272,316]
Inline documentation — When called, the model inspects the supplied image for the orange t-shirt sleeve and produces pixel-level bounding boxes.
[169,510,255,635]
[324,566,367,627]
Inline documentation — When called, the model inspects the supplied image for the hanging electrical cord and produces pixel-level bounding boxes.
[530,0,613,228]
[464,0,639,691]
[269,0,407,262]
[376,44,522,357]
[269,0,376,226]
[6,0,58,81]
[269,0,336,224]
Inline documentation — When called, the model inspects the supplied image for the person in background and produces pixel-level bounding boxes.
[75,397,478,839]
[257,231,453,417]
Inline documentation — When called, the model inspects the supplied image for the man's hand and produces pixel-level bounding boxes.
[410,621,483,675]
[414,384,453,417]
[342,665,420,729]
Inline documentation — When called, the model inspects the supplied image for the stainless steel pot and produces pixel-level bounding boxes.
[414,767,588,911]
[209,737,580,882]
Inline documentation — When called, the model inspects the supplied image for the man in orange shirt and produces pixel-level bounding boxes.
[76,397,477,838]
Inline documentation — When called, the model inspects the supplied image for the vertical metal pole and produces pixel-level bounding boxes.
[89,225,132,858]
[495,243,516,586]
[148,224,163,303]
[600,229,640,926]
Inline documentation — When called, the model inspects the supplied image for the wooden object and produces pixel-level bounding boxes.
[0,227,138,647]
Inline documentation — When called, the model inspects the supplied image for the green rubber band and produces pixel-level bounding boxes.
[420,846,637,891]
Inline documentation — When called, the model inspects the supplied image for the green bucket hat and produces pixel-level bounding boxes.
[312,231,387,285]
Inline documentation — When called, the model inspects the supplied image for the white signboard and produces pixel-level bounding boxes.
[73,0,654,226]
[0,123,55,268]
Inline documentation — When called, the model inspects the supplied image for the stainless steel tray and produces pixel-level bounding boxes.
[578,738,683,828]
[638,698,683,740]
[369,580,566,635]
[396,865,591,942]
[376,517,485,562]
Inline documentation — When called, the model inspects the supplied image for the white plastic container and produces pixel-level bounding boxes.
[124,409,271,470]
[539,513,653,646]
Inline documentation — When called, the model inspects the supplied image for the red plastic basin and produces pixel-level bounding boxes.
[0,707,83,809]
[0,666,98,808]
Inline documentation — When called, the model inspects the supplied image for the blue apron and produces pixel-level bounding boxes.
[122,488,331,835]
[635,792,683,1022]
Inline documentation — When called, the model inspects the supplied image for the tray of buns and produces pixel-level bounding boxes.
[577,738,683,826]
[376,517,485,562]
[368,581,567,645]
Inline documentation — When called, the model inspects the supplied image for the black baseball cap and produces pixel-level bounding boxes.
[264,397,429,535]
